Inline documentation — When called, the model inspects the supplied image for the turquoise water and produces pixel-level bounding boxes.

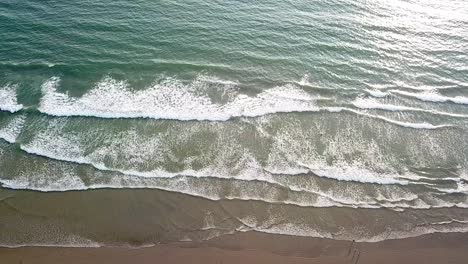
[1,0,468,246]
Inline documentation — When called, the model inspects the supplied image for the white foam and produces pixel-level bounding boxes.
[195,75,239,86]
[241,222,335,240]
[38,76,320,121]
[297,74,312,87]
[296,161,408,185]
[294,74,355,91]
[352,97,468,118]
[397,171,461,182]
[364,82,395,90]
[2,153,466,211]
[391,89,468,105]
[363,224,468,242]
[36,76,457,128]
[352,97,415,111]
[3,105,464,211]
[353,110,452,129]
[434,181,468,195]
[392,79,468,91]
[323,107,452,129]
[0,235,101,248]
[5,137,455,211]
[0,115,25,143]
[428,219,468,226]
[237,215,468,242]
[365,89,388,98]
[0,84,23,113]
[0,169,422,211]
[18,123,418,187]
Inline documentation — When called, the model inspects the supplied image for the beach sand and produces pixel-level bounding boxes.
[1,231,467,264]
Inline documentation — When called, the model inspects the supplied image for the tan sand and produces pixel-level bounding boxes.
[1,231,467,264]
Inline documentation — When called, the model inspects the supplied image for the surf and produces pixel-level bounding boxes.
[0,84,23,113]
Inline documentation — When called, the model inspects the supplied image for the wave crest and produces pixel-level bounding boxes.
[38,76,320,121]
[0,84,23,113]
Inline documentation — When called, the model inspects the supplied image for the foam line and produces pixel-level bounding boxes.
[391,90,468,105]
[248,221,468,243]
[323,107,453,129]
[352,97,468,118]
[2,173,466,212]
[34,76,457,129]
[365,89,388,98]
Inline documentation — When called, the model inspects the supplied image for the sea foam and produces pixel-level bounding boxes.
[38,76,320,121]
[391,90,468,105]
[324,107,452,129]
[237,213,468,242]
[2,123,450,211]
[0,84,23,113]
[365,89,388,98]
[0,115,25,143]
[35,76,458,130]
[352,97,416,112]
[0,126,465,213]
[352,97,468,118]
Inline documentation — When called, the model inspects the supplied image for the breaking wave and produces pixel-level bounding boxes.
[391,90,468,105]
[38,76,321,121]
[0,84,23,113]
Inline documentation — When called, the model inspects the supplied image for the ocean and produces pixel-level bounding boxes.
[1,0,468,246]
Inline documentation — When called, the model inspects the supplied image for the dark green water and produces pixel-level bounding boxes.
[1,0,468,246]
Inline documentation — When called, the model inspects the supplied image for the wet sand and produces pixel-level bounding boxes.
[1,231,468,264]
[1,188,468,263]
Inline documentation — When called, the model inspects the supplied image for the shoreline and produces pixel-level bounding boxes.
[1,231,468,264]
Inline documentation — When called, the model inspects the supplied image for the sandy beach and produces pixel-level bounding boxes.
[2,231,468,264]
